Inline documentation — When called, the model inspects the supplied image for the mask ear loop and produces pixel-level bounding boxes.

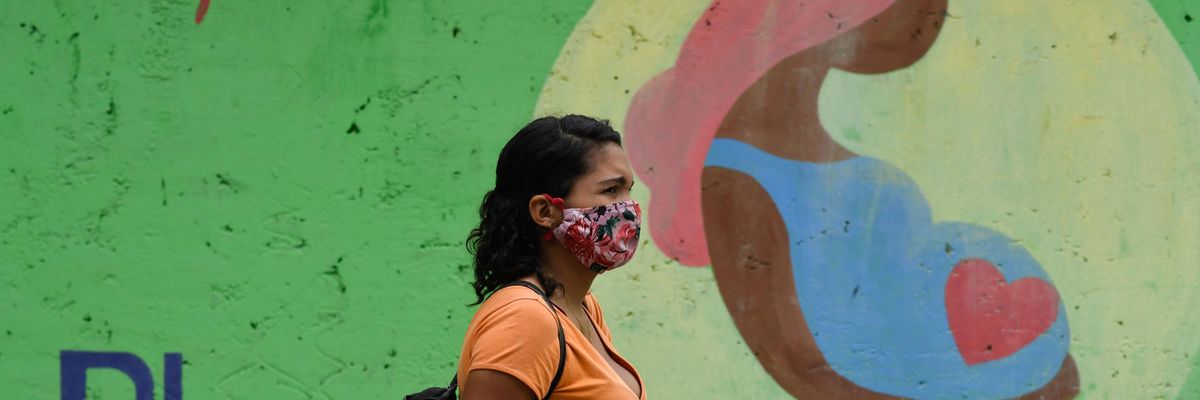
[540,194,566,241]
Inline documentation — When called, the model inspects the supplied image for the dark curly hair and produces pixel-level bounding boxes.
[466,115,623,305]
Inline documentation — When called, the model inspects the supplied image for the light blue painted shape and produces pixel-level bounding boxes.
[705,138,1069,399]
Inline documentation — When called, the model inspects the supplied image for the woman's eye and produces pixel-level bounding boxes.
[603,186,618,194]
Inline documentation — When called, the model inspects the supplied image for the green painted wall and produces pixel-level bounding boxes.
[1,0,590,398]
[4,0,1200,398]
[1151,0,1200,79]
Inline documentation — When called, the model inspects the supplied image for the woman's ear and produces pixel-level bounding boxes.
[529,195,561,230]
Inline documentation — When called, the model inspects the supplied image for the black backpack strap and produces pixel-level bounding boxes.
[501,281,567,400]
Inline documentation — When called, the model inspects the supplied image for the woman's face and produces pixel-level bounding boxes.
[564,143,636,208]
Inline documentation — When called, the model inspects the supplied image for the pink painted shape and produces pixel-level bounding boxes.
[196,0,211,24]
[944,258,1060,365]
[624,0,895,266]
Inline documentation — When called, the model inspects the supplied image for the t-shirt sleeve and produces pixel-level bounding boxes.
[466,298,561,398]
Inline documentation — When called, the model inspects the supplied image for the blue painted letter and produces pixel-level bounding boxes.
[60,350,153,400]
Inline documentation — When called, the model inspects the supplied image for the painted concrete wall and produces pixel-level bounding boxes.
[2,0,1199,398]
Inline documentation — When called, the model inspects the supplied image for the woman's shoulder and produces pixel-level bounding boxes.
[462,285,564,398]
[472,285,558,332]
[485,284,548,305]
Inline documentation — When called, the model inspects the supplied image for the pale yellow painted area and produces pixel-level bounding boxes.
[537,1,793,398]
[540,0,1200,398]
[819,1,1200,399]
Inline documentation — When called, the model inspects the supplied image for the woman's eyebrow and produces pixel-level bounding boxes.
[597,176,628,186]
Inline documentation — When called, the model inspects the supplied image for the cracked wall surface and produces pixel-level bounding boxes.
[2,0,1199,398]
[1,0,591,398]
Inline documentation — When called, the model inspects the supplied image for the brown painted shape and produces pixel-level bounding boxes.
[717,0,949,163]
[1017,355,1081,400]
[702,0,1079,396]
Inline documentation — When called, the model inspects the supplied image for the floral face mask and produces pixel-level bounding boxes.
[541,194,642,273]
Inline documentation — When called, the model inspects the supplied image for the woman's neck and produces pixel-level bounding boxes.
[535,245,596,312]
[715,51,855,163]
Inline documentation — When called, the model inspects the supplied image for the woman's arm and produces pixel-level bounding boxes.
[460,370,535,400]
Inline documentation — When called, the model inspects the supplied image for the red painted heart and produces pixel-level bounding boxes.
[944,258,1060,365]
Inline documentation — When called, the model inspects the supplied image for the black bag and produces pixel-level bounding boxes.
[405,281,567,400]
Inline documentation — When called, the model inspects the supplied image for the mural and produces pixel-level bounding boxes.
[3,0,1200,398]
[540,0,1200,398]
[624,0,1076,397]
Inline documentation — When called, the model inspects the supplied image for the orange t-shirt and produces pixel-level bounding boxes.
[457,285,645,399]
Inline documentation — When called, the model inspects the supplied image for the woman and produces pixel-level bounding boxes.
[625,0,1077,398]
[456,115,645,399]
